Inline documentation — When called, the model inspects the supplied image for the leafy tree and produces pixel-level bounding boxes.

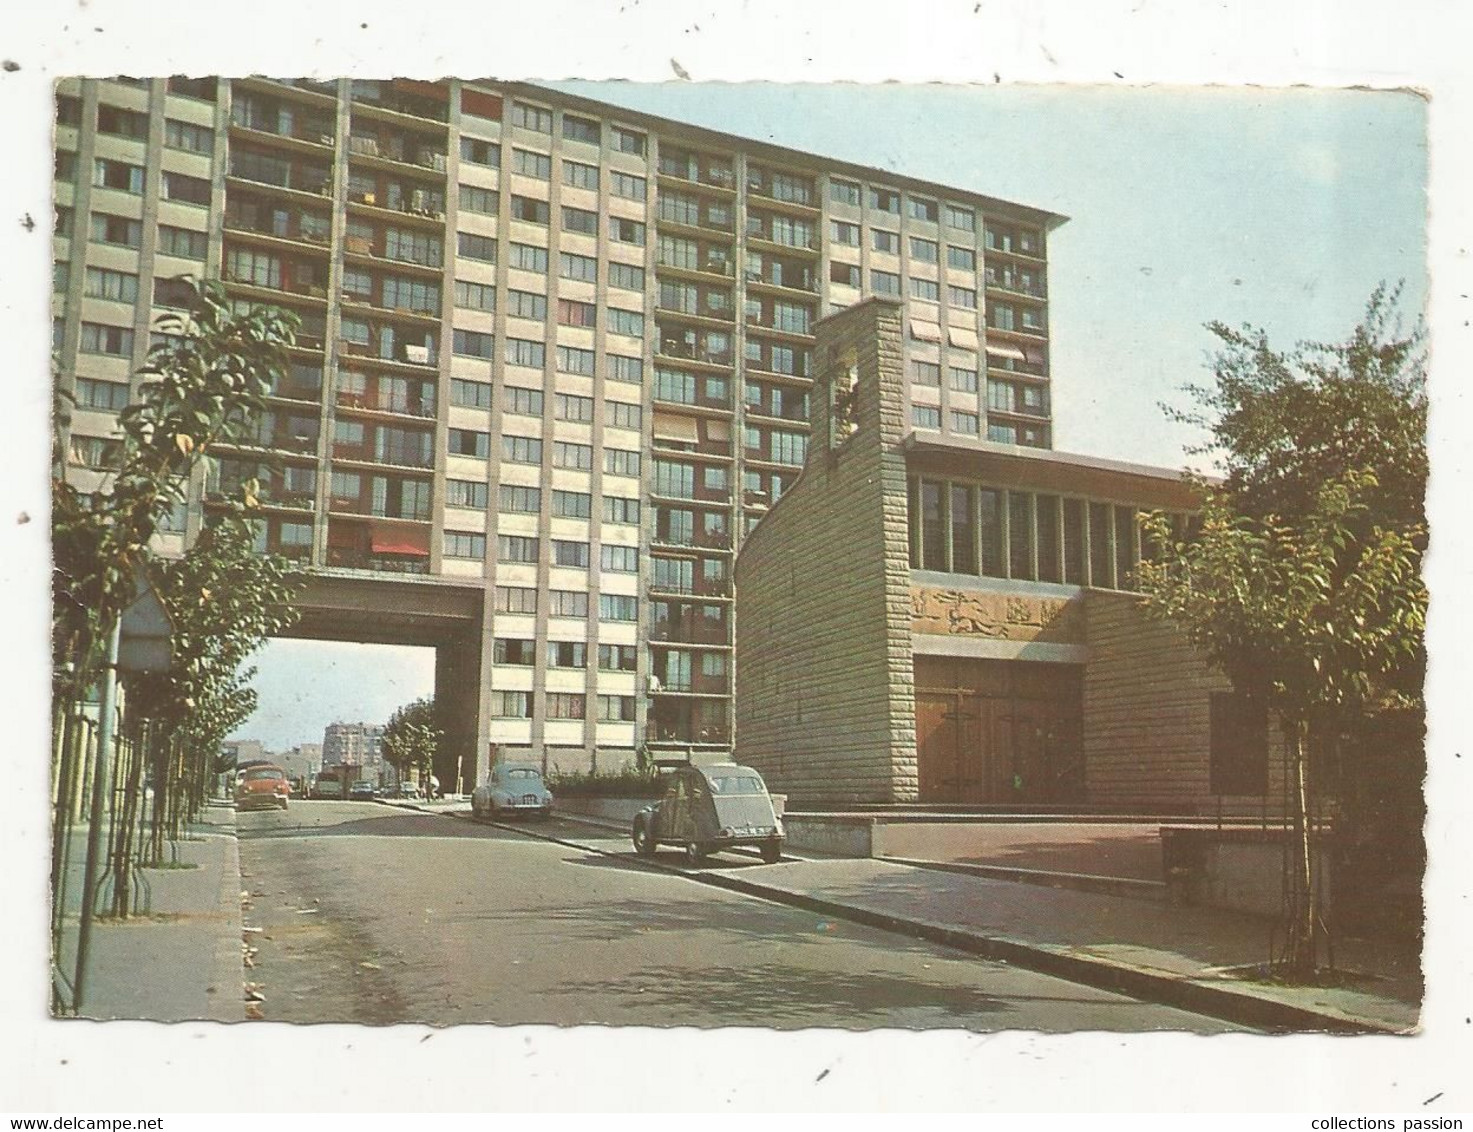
[382,698,441,791]
[1140,289,1428,977]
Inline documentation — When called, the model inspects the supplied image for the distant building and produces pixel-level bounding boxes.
[277,742,323,784]
[322,722,387,780]
[221,738,266,769]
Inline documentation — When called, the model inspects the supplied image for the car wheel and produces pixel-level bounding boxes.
[279,798,289,811]
[684,841,707,866]
[760,839,782,864]
[633,819,654,856]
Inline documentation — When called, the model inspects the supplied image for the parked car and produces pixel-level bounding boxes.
[632,763,784,864]
[394,782,424,800]
[470,763,554,819]
[236,765,291,811]
[348,780,378,801]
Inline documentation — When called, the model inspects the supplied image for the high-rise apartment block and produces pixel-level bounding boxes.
[321,722,386,775]
[53,77,1062,783]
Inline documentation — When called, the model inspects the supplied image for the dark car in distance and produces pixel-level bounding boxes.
[348,780,377,801]
[632,763,784,865]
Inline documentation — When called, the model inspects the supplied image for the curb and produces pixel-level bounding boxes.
[445,809,1409,1035]
[204,806,244,1023]
[881,856,1170,903]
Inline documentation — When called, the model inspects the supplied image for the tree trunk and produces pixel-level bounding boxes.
[1283,716,1318,977]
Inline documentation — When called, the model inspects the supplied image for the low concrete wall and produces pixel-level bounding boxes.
[781,815,878,857]
[1162,827,1334,917]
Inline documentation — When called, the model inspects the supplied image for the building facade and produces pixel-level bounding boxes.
[734,299,1287,812]
[321,721,386,777]
[53,77,1062,778]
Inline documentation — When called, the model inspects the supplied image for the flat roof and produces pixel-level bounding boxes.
[481,80,1069,232]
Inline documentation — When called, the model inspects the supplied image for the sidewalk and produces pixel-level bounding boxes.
[441,803,1421,1034]
[55,801,243,1022]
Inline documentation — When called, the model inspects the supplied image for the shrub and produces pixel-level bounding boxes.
[546,767,662,798]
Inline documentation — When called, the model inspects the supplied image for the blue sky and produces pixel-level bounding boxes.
[233,82,1428,751]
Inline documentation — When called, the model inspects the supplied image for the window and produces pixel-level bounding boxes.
[93,158,144,193]
[598,695,636,723]
[610,126,645,156]
[829,262,860,288]
[555,393,595,423]
[97,104,148,139]
[547,639,588,666]
[382,275,440,315]
[511,196,550,224]
[910,278,939,302]
[153,277,194,308]
[56,96,82,126]
[55,152,78,183]
[605,448,640,477]
[446,479,488,509]
[912,405,941,430]
[909,236,939,263]
[608,262,644,292]
[599,644,638,671]
[492,692,531,718]
[495,586,538,614]
[609,217,645,246]
[509,102,552,133]
[70,435,124,467]
[830,178,861,206]
[545,345,591,377]
[950,366,979,393]
[498,535,540,564]
[609,355,643,385]
[504,338,545,368]
[386,227,443,267]
[164,119,213,153]
[559,252,598,283]
[557,298,596,328]
[1022,307,1047,332]
[460,184,498,214]
[872,229,899,254]
[509,242,548,273]
[454,280,496,312]
[503,386,543,416]
[988,422,1018,444]
[605,400,641,430]
[871,270,900,296]
[546,693,586,720]
[502,435,543,464]
[460,137,500,166]
[553,441,593,470]
[653,459,695,498]
[556,206,596,238]
[552,539,589,568]
[445,531,487,559]
[949,285,978,310]
[74,378,131,412]
[79,322,134,356]
[869,187,900,213]
[507,288,547,320]
[948,245,976,271]
[601,545,638,572]
[84,267,139,303]
[562,160,598,190]
[945,203,976,232]
[499,484,542,513]
[610,171,646,200]
[599,594,638,622]
[912,361,941,386]
[603,496,640,524]
[509,148,550,179]
[163,172,211,205]
[156,224,206,259]
[452,329,494,358]
[607,308,643,337]
[562,114,601,145]
[458,232,497,262]
[448,428,491,458]
[908,197,939,223]
[551,489,591,518]
[494,639,537,666]
[950,410,980,436]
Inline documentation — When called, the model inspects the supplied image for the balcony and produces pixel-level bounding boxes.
[330,437,435,470]
[334,390,437,419]
[655,338,733,369]
[349,80,451,125]
[325,548,431,575]
[656,153,737,194]
[226,154,333,198]
[985,272,1048,300]
[224,211,333,252]
[347,133,449,175]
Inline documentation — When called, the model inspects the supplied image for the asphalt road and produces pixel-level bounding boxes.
[236,800,1249,1031]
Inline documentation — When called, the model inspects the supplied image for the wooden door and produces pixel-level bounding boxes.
[916,691,960,803]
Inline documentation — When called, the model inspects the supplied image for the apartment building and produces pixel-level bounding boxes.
[321,722,386,776]
[53,76,1064,774]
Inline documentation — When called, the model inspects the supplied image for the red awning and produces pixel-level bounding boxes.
[370,536,430,556]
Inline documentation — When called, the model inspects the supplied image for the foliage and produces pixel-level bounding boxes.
[52,279,298,688]
[382,697,441,783]
[545,766,664,798]
[1140,287,1428,975]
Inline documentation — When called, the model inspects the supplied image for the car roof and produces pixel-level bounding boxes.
[688,763,762,781]
[494,762,544,773]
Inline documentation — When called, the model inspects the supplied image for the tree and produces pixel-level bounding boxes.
[1140,288,1428,978]
[382,698,441,791]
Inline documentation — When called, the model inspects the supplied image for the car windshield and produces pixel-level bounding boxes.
[503,768,541,781]
[243,768,284,782]
[706,774,765,795]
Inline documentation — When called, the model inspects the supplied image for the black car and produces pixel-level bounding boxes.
[632,763,784,865]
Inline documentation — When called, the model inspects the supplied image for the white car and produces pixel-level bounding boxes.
[471,763,554,820]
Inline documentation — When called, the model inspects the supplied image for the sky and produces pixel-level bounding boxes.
[233,81,1428,752]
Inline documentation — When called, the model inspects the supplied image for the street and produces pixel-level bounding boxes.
[237,802,1249,1031]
